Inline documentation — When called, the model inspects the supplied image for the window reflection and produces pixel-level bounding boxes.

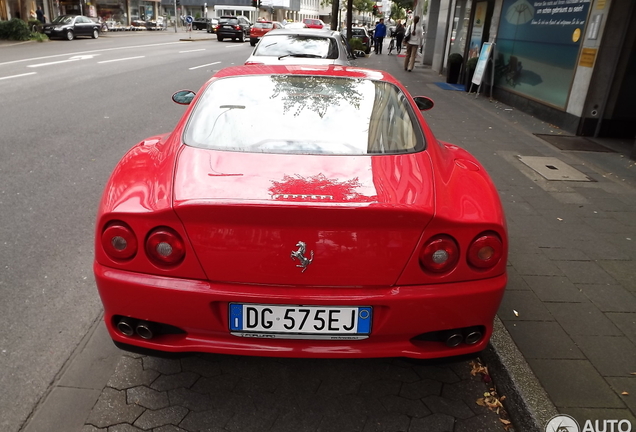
[184,75,423,155]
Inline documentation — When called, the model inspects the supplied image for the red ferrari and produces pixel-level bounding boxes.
[94,65,507,359]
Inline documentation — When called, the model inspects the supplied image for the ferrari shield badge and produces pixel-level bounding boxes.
[291,241,314,272]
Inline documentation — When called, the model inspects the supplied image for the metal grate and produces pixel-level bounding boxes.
[534,134,616,152]
[518,156,593,181]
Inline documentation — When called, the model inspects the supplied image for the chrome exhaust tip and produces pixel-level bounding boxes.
[116,317,136,336]
[464,330,483,345]
[445,332,464,347]
[136,321,155,340]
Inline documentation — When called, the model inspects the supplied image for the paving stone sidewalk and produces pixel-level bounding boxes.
[360,50,636,429]
[81,353,508,432]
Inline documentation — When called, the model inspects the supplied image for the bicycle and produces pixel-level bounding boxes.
[387,34,396,55]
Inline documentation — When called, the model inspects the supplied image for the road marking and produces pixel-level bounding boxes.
[69,54,98,60]
[189,61,221,70]
[0,42,188,67]
[0,72,37,81]
[27,59,81,68]
[98,56,146,63]
[179,49,206,53]
[225,45,244,48]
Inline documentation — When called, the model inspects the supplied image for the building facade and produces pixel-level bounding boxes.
[423,0,636,141]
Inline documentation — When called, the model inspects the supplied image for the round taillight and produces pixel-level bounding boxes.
[419,235,459,273]
[468,233,503,269]
[145,227,186,266]
[102,222,137,260]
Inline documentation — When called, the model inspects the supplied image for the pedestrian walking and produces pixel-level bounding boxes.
[374,18,387,54]
[403,16,423,71]
[394,20,405,54]
[36,6,45,23]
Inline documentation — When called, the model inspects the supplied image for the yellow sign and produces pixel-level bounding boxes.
[597,0,606,9]
[579,48,597,67]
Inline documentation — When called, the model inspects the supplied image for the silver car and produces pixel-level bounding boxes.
[245,28,356,66]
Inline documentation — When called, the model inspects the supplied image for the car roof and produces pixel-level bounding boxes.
[264,28,340,37]
[211,65,395,85]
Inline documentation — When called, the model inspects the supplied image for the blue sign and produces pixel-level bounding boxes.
[185,15,193,24]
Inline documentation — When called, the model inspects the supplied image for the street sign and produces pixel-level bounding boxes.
[185,15,193,24]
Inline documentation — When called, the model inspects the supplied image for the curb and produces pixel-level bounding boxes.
[483,316,559,432]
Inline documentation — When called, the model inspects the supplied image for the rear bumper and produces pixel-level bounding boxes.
[95,262,506,359]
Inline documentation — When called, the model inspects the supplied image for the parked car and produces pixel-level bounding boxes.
[244,28,355,66]
[192,17,211,30]
[302,18,324,29]
[351,26,372,54]
[216,15,251,42]
[94,64,508,359]
[249,20,283,46]
[41,15,101,40]
[206,18,219,33]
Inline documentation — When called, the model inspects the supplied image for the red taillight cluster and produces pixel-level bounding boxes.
[102,222,138,260]
[363,37,368,43]
[234,25,241,30]
[145,227,186,266]
[101,223,185,267]
[468,233,503,269]
[419,232,503,274]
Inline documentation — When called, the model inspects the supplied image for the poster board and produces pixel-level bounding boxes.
[472,42,494,86]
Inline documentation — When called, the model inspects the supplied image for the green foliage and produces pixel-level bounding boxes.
[0,18,32,41]
[349,38,366,52]
[31,31,49,42]
[390,4,405,20]
[195,12,201,19]
[391,0,414,14]
[466,56,478,70]
[353,0,374,13]
[448,53,464,64]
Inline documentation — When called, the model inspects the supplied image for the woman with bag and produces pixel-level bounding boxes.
[403,16,423,72]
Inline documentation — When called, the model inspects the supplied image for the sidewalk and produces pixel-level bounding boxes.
[360,50,636,430]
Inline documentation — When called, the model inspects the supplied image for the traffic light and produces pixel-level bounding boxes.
[176,0,180,5]
[252,0,257,8]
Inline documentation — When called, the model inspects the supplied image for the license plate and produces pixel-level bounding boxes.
[229,303,372,340]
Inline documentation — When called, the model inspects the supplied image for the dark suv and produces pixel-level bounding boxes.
[216,15,251,42]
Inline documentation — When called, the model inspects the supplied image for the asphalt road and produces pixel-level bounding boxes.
[0,31,254,432]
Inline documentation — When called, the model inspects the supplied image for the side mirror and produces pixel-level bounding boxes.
[172,90,196,105]
[413,96,434,111]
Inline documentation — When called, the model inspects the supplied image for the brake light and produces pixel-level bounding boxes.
[363,37,368,43]
[419,235,459,273]
[102,222,137,261]
[468,232,503,269]
[145,227,186,267]
[234,25,241,30]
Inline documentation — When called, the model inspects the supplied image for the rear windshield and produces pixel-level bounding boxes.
[254,22,273,29]
[183,75,423,155]
[352,29,366,36]
[219,18,238,25]
[253,34,339,59]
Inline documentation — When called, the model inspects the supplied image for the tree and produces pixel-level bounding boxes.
[390,3,405,21]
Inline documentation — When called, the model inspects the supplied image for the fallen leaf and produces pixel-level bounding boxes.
[622,391,629,395]
[500,419,511,425]
[513,310,519,317]
[631,372,636,375]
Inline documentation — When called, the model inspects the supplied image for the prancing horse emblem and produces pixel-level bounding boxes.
[290,241,314,272]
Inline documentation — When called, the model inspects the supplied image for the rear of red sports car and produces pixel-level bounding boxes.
[94,65,507,359]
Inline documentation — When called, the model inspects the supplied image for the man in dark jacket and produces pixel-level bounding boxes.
[395,20,405,54]
[374,18,387,54]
